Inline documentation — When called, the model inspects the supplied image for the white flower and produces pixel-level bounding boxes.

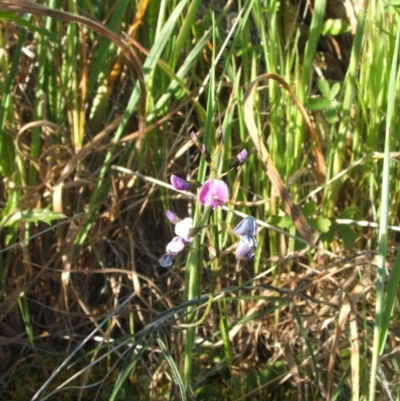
[175,218,194,242]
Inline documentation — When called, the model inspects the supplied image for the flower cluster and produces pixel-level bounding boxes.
[159,211,194,268]
[232,216,257,261]
[159,130,257,267]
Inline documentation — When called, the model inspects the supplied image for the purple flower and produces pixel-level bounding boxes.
[175,218,194,242]
[159,254,174,268]
[233,216,257,247]
[235,241,256,261]
[198,179,229,209]
[237,149,248,164]
[159,215,197,267]
[233,216,257,236]
[170,175,192,191]
[166,236,186,256]
[233,216,258,260]
[166,210,179,224]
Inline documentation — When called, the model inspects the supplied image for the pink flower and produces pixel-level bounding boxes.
[198,179,229,209]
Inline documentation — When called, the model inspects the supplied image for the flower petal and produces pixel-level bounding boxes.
[159,254,174,268]
[198,179,229,209]
[233,216,257,236]
[240,234,257,248]
[235,242,256,261]
[175,218,194,242]
[166,236,186,255]
[170,175,192,191]
[166,210,179,224]
[237,149,248,164]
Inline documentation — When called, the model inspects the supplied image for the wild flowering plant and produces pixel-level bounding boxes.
[159,130,258,269]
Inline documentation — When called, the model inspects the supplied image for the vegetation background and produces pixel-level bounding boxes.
[0,0,399,400]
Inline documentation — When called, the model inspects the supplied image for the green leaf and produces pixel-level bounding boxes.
[305,97,331,111]
[340,206,359,219]
[330,82,341,99]
[1,209,66,227]
[337,224,358,248]
[322,19,351,36]
[308,216,332,233]
[318,79,331,99]
[302,201,317,217]
[319,219,336,243]
[268,215,293,229]
[326,108,340,124]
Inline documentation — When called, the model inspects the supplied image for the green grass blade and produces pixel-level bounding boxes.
[291,304,321,393]
[0,27,26,176]
[183,14,218,392]
[295,0,326,163]
[379,248,400,353]
[171,0,201,70]
[369,20,400,401]
[110,337,152,401]
[75,0,191,248]
[156,336,187,401]
[328,2,368,215]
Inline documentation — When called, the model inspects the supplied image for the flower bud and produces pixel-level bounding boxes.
[229,149,248,170]
[201,144,212,164]
[190,131,202,149]
[215,126,222,144]
[165,210,179,224]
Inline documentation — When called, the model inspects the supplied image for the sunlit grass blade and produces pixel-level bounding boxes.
[328,2,368,215]
[369,19,400,401]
